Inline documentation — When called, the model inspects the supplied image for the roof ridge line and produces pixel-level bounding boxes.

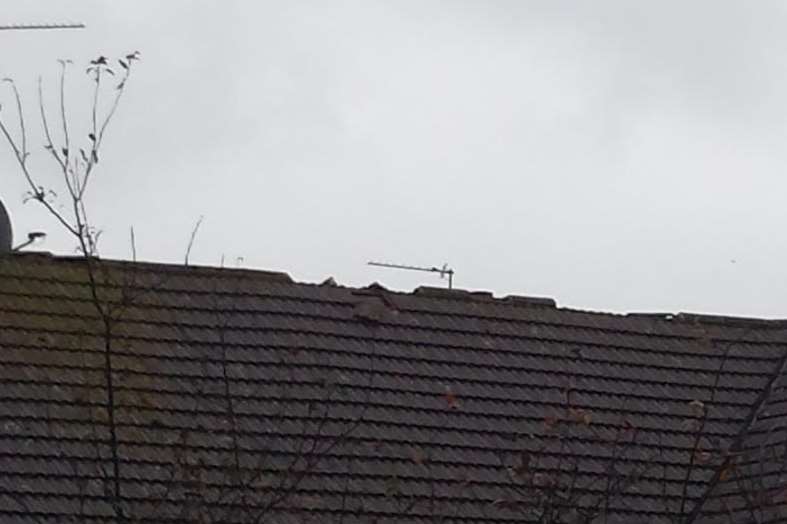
[413,285,557,308]
[6,252,293,283]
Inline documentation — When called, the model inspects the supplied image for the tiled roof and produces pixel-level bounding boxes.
[1,253,787,523]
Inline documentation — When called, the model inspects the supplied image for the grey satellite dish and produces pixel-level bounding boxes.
[0,198,12,254]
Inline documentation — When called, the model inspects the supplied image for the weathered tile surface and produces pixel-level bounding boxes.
[1,253,787,523]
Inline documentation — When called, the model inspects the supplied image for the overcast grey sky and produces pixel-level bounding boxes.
[3,1,787,317]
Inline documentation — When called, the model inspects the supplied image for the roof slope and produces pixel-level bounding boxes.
[1,253,787,523]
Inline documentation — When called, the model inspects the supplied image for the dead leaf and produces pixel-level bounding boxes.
[139,392,157,409]
[694,450,712,464]
[719,463,736,481]
[569,408,592,426]
[513,450,531,477]
[491,497,520,510]
[384,475,400,497]
[444,386,460,410]
[533,472,554,488]
[409,446,426,465]
[689,399,706,417]
[543,415,559,431]
[296,495,321,510]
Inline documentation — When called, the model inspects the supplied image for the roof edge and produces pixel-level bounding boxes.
[627,311,787,329]
[6,251,294,283]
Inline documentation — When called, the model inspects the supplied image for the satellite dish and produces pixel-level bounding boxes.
[0,198,12,254]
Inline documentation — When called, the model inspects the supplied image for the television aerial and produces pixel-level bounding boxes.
[0,22,85,31]
[368,261,455,289]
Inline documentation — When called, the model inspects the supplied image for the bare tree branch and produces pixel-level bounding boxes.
[184,215,204,266]
[1,54,142,522]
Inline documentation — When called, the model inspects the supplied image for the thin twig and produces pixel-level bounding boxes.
[2,78,27,158]
[0,104,78,237]
[81,61,133,199]
[184,215,204,266]
[38,77,69,177]
[129,227,137,262]
[59,60,70,163]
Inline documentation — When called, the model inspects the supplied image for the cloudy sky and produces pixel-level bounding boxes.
[3,1,787,317]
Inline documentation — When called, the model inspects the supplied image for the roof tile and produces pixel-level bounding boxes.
[2,254,787,522]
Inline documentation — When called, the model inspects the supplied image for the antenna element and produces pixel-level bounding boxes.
[0,23,85,31]
[368,261,455,289]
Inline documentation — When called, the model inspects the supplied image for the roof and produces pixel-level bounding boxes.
[1,252,787,523]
